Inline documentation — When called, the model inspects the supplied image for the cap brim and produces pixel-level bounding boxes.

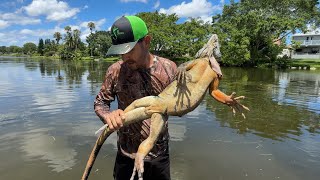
[106,41,138,56]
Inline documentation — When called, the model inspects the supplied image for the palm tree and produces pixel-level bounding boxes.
[87,22,95,57]
[64,26,73,49]
[53,32,62,44]
[73,29,81,50]
[88,22,95,34]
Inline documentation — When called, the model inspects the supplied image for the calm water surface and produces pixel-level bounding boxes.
[0,57,319,180]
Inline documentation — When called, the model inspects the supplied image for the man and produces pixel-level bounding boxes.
[94,15,177,180]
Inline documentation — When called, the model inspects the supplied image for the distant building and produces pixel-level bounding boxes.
[292,32,320,59]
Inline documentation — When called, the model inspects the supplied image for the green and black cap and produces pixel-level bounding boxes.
[106,15,148,55]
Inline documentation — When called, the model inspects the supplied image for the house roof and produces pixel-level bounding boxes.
[292,32,320,37]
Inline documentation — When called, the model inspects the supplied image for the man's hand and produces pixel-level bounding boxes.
[103,109,125,131]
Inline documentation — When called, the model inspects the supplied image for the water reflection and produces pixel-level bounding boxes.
[1,57,320,180]
[205,68,320,140]
[20,128,77,172]
[274,71,320,114]
[1,58,319,141]
[32,88,77,113]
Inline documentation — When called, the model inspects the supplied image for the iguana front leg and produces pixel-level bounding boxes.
[130,113,166,180]
[209,77,250,118]
[176,60,197,84]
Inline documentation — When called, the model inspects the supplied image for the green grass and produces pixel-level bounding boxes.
[290,59,320,69]
[68,56,120,62]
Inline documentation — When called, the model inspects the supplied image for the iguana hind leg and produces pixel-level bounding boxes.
[125,96,167,116]
[130,113,166,180]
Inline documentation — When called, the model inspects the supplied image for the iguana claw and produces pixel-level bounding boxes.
[228,92,250,118]
[130,153,145,180]
[176,67,191,85]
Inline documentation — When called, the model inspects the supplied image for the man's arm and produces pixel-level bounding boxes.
[94,65,126,130]
[94,68,116,124]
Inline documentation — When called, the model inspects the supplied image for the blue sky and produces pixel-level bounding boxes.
[0,0,229,47]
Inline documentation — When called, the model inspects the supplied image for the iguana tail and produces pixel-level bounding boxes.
[81,107,150,180]
[81,127,113,180]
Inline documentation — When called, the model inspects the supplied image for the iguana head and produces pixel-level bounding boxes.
[195,34,221,61]
[195,34,222,77]
[211,34,221,61]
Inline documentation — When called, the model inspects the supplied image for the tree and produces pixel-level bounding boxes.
[86,30,112,57]
[59,26,85,60]
[64,26,73,49]
[136,11,180,57]
[212,0,320,66]
[38,38,44,55]
[0,46,7,54]
[73,29,81,50]
[8,46,22,54]
[180,18,213,57]
[53,32,62,44]
[23,42,37,55]
[87,22,96,56]
[136,11,212,58]
[88,22,95,34]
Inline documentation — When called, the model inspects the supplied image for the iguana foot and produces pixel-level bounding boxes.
[227,92,250,118]
[176,67,191,85]
[130,153,145,180]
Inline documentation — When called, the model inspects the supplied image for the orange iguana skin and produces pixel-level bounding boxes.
[82,35,249,180]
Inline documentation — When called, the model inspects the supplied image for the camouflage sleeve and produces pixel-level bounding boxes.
[94,66,117,124]
[168,59,178,83]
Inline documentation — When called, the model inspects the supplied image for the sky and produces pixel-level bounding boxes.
[0,0,229,47]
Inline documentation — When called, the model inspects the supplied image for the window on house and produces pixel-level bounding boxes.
[311,48,319,54]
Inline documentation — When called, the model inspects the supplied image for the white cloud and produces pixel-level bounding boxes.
[79,18,106,42]
[83,5,89,9]
[20,29,34,34]
[159,0,223,22]
[79,18,106,30]
[0,12,41,27]
[0,18,107,46]
[153,0,160,9]
[24,0,80,21]
[0,31,21,45]
[0,20,9,29]
[0,26,65,46]
[47,8,79,21]
[120,0,148,3]
[306,24,320,34]
[19,26,64,37]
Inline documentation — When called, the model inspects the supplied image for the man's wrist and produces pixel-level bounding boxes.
[95,109,110,124]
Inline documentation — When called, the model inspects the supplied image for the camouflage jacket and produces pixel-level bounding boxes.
[94,55,177,159]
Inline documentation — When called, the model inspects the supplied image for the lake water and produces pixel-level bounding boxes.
[0,57,319,180]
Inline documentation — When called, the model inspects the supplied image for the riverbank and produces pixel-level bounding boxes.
[288,59,320,70]
[1,54,319,70]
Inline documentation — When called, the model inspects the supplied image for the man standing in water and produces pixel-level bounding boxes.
[94,15,177,179]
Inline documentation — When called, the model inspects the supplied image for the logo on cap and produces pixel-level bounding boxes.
[111,27,125,40]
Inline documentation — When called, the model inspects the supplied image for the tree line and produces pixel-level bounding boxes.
[1,0,319,66]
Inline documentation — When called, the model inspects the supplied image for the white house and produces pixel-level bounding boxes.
[292,32,320,59]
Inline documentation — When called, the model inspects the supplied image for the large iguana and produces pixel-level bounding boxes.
[81,34,249,180]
